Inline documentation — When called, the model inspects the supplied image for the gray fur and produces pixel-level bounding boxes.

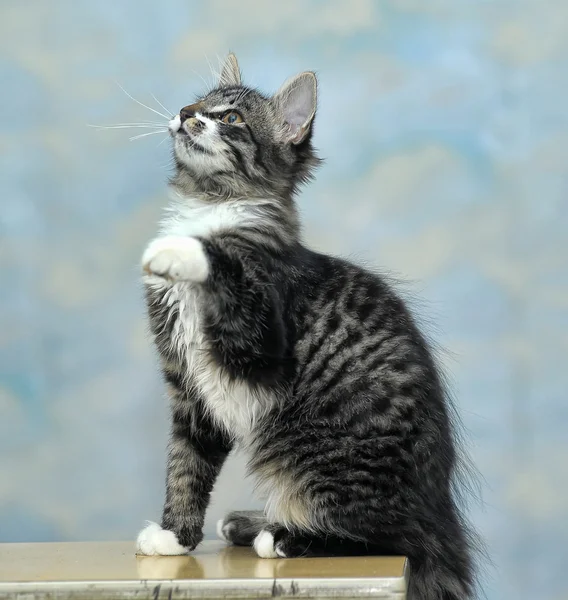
[139,54,478,600]
[219,510,267,546]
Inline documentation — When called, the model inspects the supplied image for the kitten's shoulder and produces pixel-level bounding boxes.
[292,244,385,286]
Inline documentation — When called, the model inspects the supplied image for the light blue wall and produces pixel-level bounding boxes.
[1,2,567,599]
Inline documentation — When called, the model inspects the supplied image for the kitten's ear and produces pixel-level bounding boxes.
[273,72,317,145]
[218,53,241,87]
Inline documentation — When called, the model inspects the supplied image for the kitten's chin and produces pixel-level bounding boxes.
[173,139,232,176]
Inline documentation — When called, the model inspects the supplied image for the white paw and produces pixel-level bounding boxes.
[142,236,209,283]
[136,521,188,556]
[253,530,279,559]
[216,518,234,543]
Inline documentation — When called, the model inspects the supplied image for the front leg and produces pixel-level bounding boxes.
[199,235,288,384]
[137,385,232,555]
[143,233,288,385]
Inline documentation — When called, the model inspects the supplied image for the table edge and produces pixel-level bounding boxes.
[0,573,408,599]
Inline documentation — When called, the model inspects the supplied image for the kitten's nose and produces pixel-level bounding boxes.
[179,103,202,122]
[179,103,205,133]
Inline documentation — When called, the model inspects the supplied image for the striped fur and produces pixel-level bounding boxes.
[137,54,477,600]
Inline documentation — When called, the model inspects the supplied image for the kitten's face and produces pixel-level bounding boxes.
[168,54,319,199]
[169,87,279,176]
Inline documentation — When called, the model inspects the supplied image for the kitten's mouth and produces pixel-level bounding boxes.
[169,115,206,140]
[170,116,212,156]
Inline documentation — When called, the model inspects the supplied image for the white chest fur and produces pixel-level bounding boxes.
[159,195,268,238]
[146,195,274,442]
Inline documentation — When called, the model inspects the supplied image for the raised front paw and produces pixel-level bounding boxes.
[136,521,200,556]
[142,236,209,283]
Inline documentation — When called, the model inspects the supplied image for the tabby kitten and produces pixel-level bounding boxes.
[136,54,476,600]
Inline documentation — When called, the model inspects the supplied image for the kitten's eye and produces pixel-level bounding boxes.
[221,111,243,125]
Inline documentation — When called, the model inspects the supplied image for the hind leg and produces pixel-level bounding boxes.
[253,525,315,558]
[253,525,389,559]
[217,510,267,546]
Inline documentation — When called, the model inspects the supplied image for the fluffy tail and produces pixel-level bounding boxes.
[405,514,477,600]
[408,554,474,600]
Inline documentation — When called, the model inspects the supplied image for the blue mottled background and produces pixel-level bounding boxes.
[1,1,567,599]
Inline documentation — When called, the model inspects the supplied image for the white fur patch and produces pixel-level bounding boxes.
[168,114,181,133]
[253,530,278,559]
[162,194,271,239]
[142,236,209,283]
[196,360,272,441]
[216,518,232,543]
[173,114,234,174]
[136,521,188,556]
[144,198,277,442]
[148,277,272,440]
[263,479,314,532]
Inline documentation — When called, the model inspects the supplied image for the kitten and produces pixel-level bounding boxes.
[136,54,476,600]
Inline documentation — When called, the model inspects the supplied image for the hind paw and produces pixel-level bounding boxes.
[253,529,287,558]
[217,510,267,547]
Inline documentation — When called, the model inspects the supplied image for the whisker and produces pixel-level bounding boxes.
[131,120,170,125]
[215,53,223,79]
[159,160,175,171]
[204,54,221,87]
[234,88,252,104]
[88,123,168,130]
[114,81,170,120]
[190,69,212,93]
[151,94,174,118]
[133,119,170,125]
[129,130,168,141]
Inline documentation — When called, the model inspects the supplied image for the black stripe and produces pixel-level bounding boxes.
[245,126,270,173]
[221,125,248,140]
[163,369,184,390]
[188,140,213,155]
[313,357,353,400]
[307,328,362,391]
[318,366,370,404]
[225,140,252,179]
[220,86,242,97]
[365,344,391,372]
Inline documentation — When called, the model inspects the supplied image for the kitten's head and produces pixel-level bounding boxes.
[169,53,320,200]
